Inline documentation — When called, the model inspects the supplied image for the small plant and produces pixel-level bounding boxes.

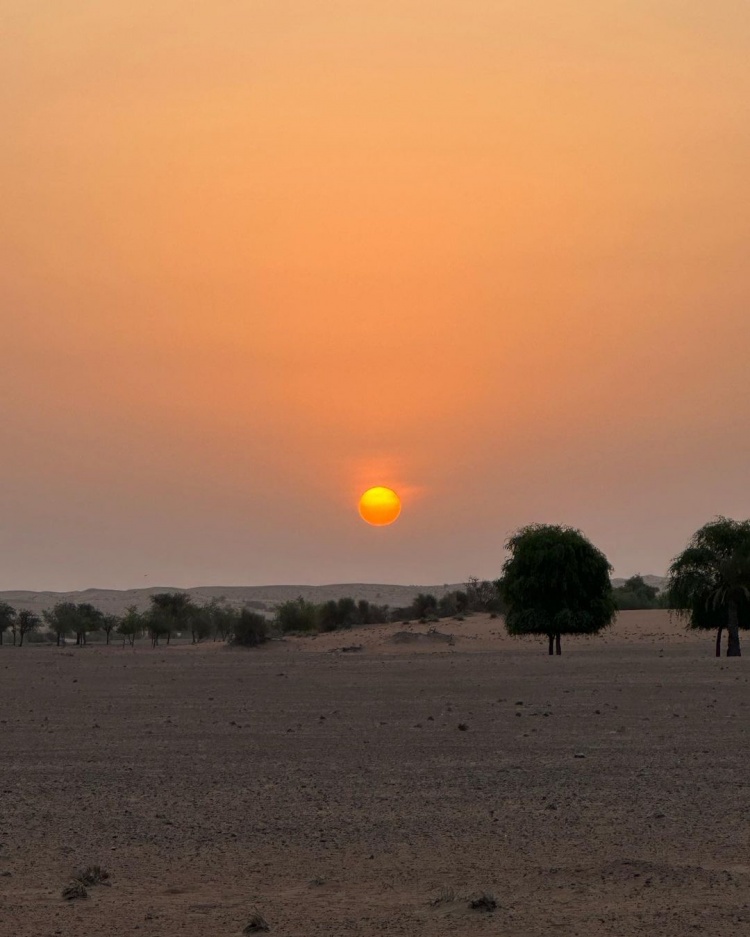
[62,882,88,900]
[76,865,110,886]
[468,891,497,912]
[243,909,270,933]
[430,887,455,906]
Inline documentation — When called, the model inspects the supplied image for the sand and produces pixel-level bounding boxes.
[0,610,747,936]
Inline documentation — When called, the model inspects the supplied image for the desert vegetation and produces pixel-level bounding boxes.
[2,517,750,657]
[612,575,665,610]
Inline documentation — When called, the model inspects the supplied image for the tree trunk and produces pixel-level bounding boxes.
[727,601,742,657]
[555,633,561,655]
[548,634,554,655]
[715,626,723,657]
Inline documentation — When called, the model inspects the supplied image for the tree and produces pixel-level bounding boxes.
[188,605,214,644]
[16,609,40,647]
[499,524,617,655]
[205,600,238,642]
[43,602,79,646]
[69,603,105,646]
[0,602,16,646]
[613,575,660,610]
[117,606,144,647]
[668,517,750,657]
[101,614,119,645]
[149,592,195,646]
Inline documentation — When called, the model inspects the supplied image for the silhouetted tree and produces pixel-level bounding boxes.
[499,524,617,655]
[668,517,750,657]
[0,602,16,646]
[17,609,40,647]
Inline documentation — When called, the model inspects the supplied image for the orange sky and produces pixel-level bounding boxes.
[2,1,749,589]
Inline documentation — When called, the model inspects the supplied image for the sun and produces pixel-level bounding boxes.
[358,487,402,526]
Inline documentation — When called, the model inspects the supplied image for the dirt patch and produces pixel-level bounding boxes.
[0,611,746,936]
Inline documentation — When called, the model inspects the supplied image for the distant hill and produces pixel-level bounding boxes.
[0,575,667,615]
[0,583,464,616]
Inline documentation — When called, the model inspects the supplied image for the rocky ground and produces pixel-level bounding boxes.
[0,611,747,936]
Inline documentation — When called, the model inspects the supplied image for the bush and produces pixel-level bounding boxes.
[613,575,661,610]
[275,597,319,633]
[25,630,56,644]
[231,610,268,647]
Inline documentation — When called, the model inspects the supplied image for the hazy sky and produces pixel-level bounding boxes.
[2,1,749,590]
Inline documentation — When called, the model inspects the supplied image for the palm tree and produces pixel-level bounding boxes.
[668,517,750,657]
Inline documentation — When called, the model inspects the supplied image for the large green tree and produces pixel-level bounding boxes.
[499,524,617,655]
[668,517,750,657]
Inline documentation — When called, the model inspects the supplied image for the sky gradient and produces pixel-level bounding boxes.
[2,1,749,590]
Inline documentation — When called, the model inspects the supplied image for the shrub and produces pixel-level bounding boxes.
[231,610,268,647]
[76,865,110,886]
[275,597,319,633]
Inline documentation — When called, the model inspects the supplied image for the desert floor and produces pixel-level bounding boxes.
[1,611,748,936]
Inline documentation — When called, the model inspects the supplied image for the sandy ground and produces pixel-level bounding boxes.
[0,611,748,936]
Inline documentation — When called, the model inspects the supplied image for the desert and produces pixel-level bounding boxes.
[1,609,748,936]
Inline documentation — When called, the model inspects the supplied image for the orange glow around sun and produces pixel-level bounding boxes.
[358,487,402,526]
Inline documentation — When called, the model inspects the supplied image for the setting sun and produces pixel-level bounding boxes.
[358,487,402,527]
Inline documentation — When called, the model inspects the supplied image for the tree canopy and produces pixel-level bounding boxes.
[612,575,662,610]
[668,516,750,657]
[499,524,617,654]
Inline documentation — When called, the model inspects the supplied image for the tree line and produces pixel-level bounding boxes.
[0,594,269,648]
[1,516,747,657]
